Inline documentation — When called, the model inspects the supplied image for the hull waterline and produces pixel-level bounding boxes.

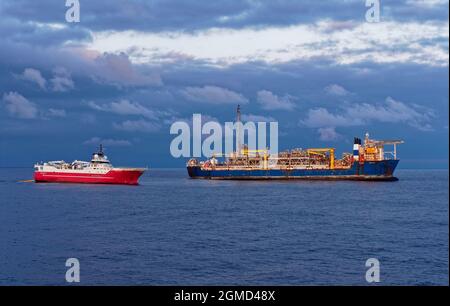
[34,169,145,185]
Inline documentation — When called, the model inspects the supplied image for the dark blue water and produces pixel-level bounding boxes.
[0,168,448,285]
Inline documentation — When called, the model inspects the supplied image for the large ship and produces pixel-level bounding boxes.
[187,107,403,181]
[34,145,146,185]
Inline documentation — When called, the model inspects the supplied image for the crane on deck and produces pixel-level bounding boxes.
[307,148,335,169]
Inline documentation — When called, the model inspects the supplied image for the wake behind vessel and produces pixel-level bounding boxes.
[187,107,403,181]
[34,145,146,185]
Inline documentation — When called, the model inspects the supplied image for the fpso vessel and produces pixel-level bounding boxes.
[34,145,146,185]
[187,107,403,181]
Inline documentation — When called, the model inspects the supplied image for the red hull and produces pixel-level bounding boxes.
[34,169,145,185]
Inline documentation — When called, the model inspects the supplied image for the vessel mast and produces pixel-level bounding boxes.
[236,104,242,156]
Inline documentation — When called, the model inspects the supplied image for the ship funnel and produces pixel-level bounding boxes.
[353,137,361,161]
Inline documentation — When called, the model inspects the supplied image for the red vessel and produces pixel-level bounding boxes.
[34,145,146,185]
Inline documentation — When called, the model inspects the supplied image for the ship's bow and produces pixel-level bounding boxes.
[110,168,146,185]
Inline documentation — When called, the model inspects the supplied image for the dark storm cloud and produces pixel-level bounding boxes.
[0,0,252,32]
[1,0,448,33]
[0,17,91,47]
[0,39,162,88]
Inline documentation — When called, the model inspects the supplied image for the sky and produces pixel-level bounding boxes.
[0,0,448,168]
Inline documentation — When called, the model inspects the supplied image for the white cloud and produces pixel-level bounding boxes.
[346,97,435,131]
[46,108,67,117]
[301,97,435,131]
[181,85,248,104]
[88,99,157,119]
[18,67,75,92]
[2,92,68,120]
[302,108,355,128]
[257,90,296,110]
[87,20,449,67]
[406,0,448,8]
[50,67,74,92]
[318,127,341,141]
[20,68,47,90]
[241,114,276,122]
[324,84,350,96]
[83,137,132,146]
[113,119,161,133]
[2,92,38,119]
[51,76,74,92]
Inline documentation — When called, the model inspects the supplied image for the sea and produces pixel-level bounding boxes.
[0,168,448,285]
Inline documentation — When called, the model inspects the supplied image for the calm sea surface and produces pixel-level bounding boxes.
[0,168,448,285]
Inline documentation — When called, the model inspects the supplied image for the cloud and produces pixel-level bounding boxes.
[2,92,68,120]
[1,46,162,91]
[17,67,74,92]
[181,85,248,104]
[50,67,74,92]
[2,0,447,34]
[317,127,341,141]
[0,1,447,168]
[165,114,220,127]
[257,90,296,110]
[113,119,161,133]
[324,84,350,96]
[46,108,66,118]
[80,113,97,124]
[91,52,163,87]
[20,68,47,90]
[406,0,448,8]
[1,0,253,32]
[2,92,38,119]
[83,137,132,147]
[302,108,353,128]
[348,97,435,131]
[88,20,449,67]
[88,99,157,119]
[0,16,92,47]
[241,114,276,122]
[301,97,435,131]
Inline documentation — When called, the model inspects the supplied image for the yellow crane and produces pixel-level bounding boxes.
[307,148,335,169]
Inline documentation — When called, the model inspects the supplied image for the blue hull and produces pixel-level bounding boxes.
[187,160,400,181]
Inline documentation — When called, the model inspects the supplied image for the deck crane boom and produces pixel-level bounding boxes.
[307,148,335,169]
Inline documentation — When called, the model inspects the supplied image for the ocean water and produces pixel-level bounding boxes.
[0,168,448,285]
